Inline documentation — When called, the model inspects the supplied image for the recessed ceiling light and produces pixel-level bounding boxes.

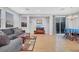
[25,8,30,10]
[60,8,65,10]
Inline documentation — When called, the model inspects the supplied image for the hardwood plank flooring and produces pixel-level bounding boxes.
[21,34,79,52]
[64,39,79,52]
[33,34,56,52]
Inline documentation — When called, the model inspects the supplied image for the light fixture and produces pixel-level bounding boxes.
[67,7,78,20]
[67,15,78,20]
[60,8,65,10]
[25,8,30,11]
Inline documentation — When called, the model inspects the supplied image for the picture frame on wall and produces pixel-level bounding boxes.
[21,22,27,27]
[21,17,27,27]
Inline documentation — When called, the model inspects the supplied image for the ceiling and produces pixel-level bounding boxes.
[9,7,79,15]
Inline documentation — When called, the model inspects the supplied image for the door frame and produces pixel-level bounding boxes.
[53,16,66,34]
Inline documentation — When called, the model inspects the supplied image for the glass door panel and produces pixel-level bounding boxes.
[55,16,66,34]
[56,22,60,33]
[61,17,65,33]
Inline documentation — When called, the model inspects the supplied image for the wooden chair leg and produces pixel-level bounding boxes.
[69,36,74,41]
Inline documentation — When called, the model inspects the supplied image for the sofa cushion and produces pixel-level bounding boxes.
[0,31,10,47]
[1,29,14,35]
[10,29,15,34]
[8,34,18,40]
[14,28,23,35]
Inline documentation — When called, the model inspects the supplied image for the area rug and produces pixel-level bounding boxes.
[22,36,36,51]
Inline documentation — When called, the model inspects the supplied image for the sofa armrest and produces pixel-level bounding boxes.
[0,38,22,52]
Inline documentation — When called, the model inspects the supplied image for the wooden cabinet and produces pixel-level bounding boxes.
[34,27,45,34]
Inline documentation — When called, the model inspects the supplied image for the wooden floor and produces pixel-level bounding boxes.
[22,34,79,52]
[33,34,79,52]
[33,34,56,52]
[64,39,79,52]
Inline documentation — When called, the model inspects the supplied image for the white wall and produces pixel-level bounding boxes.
[1,8,6,29]
[42,17,49,34]
[30,17,36,34]
[49,15,53,35]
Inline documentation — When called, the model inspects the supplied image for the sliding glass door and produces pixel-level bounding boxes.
[56,18,60,33]
[61,17,65,33]
[55,16,66,34]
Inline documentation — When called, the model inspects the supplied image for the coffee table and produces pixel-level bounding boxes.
[22,36,37,51]
[18,33,30,43]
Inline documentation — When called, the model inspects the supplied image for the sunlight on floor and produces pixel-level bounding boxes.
[33,34,56,52]
[56,34,79,52]
[32,34,79,52]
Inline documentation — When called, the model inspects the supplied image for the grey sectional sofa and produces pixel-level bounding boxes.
[0,28,25,52]
[0,38,22,52]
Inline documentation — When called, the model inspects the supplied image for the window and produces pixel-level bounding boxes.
[0,9,1,27]
[6,12,14,27]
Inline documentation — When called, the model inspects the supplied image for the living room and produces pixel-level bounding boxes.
[0,7,79,52]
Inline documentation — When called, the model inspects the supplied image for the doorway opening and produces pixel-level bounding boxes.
[54,16,66,34]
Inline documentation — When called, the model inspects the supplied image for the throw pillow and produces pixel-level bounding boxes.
[0,31,10,47]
